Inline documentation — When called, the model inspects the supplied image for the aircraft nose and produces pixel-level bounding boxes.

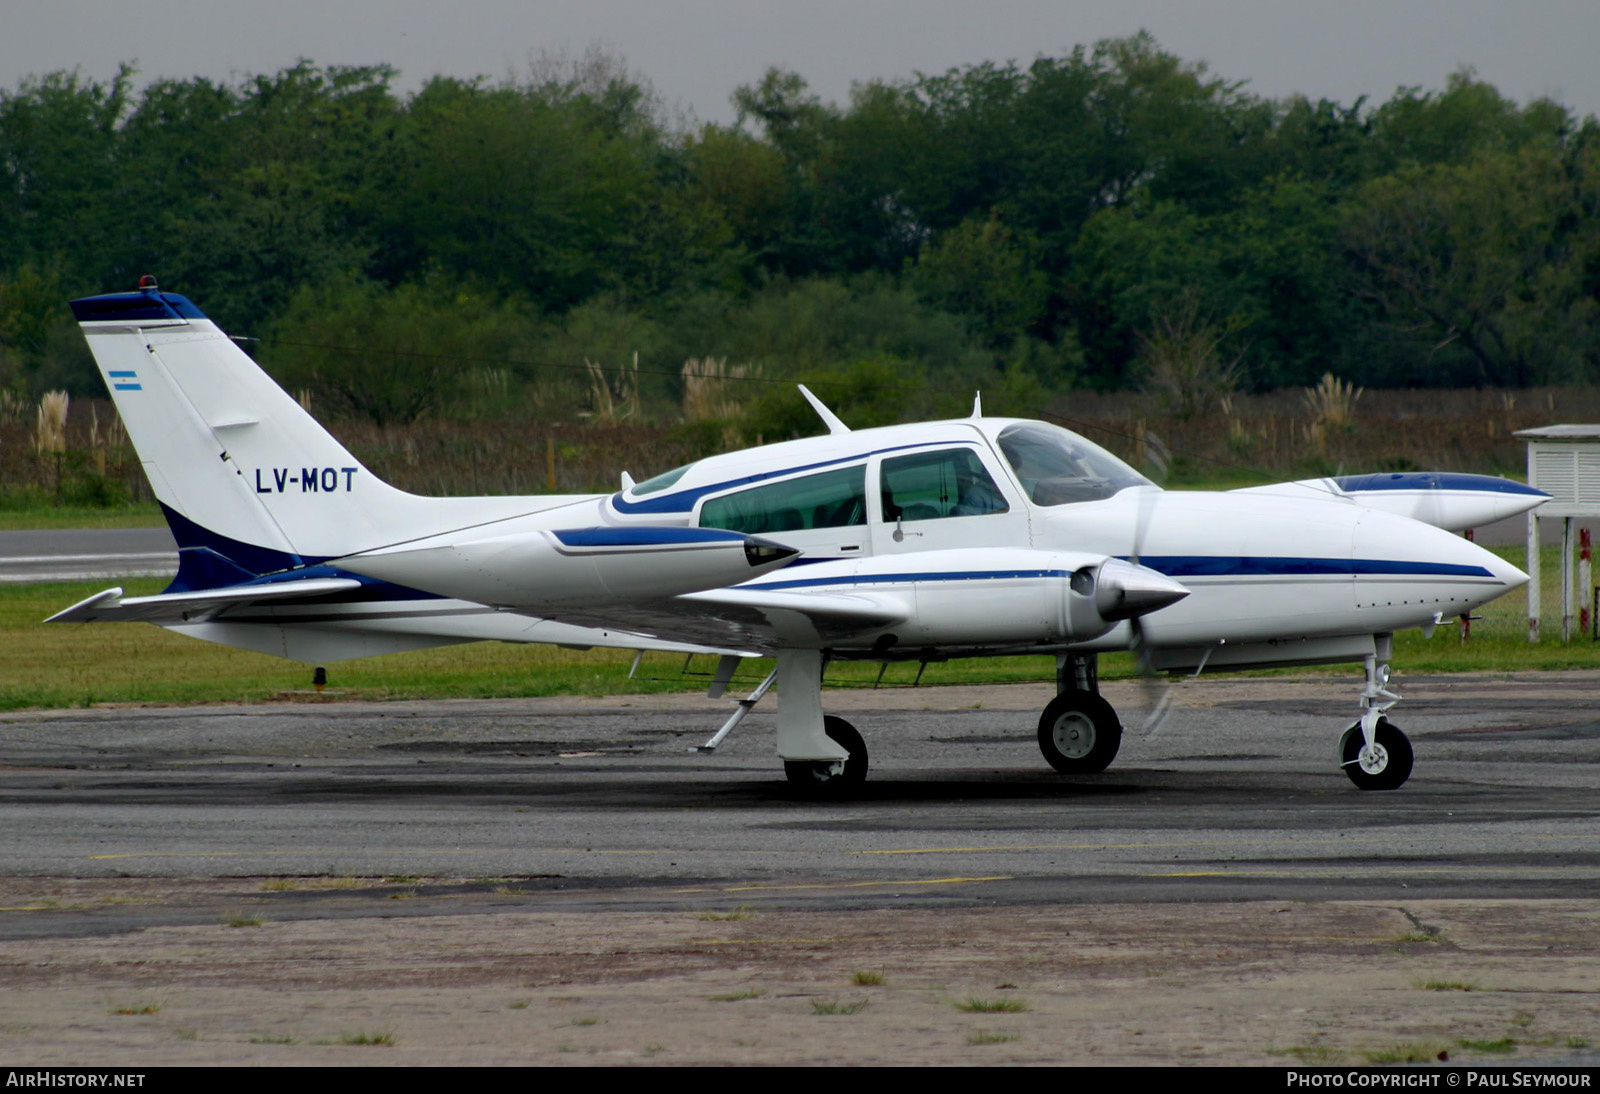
[1475,540,1529,591]
[1351,512,1528,619]
[1368,513,1529,590]
[1095,558,1190,621]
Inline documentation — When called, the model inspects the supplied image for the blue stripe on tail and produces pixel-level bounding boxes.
[70,289,208,323]
[160,504,318,592]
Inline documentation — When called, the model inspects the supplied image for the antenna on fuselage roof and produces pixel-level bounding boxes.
[798,384,850,435]
[971,392,983,418]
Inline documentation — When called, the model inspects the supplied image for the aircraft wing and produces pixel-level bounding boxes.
[535,546,1178,656]
[47,580,365,624]
[542,587,912,655]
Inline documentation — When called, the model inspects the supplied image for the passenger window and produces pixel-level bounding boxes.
[880,449,1008,521]
[698,465,867,535]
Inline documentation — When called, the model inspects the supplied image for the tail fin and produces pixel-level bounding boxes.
[72,283,562,589]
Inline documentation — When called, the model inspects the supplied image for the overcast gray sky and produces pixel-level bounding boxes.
[4,0,1598,123]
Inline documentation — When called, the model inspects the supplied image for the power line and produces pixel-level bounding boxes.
[248,336,859,389]
[243,333,1344,487]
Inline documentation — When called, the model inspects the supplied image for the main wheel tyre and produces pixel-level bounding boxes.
[1340,718,1413,790]
[1037,692,1122,774]
[784,715,868,791]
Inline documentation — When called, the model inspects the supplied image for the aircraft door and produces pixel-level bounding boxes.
[870,446,1030,555]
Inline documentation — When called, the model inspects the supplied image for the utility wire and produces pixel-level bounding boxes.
[241,333,1346,489]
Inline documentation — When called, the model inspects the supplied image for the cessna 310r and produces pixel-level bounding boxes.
[52,281,1542,792]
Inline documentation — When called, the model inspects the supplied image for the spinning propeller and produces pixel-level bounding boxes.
[1129,430,1175,735]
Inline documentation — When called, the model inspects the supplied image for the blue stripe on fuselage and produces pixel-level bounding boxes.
[552,527,747,547]
[751,569,1069,591]
[1131,556,1495,578]
[748,556,1495,592]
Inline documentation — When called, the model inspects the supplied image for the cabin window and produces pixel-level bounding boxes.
[698,465,867,535]
[997,422,1149,505]
[880,448,1008,521]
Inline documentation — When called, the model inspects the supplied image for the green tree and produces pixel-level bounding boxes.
[1343,144,1597,386]
[0,67,132,282]
[911,212,1049,348]
[260,276,541,424]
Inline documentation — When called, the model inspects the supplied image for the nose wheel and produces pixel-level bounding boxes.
[1340,717,1413,790]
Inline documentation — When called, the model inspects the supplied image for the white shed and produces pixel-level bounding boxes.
[1514,424,1600,641]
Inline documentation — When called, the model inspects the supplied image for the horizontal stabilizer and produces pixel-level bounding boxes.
[47,578,363,625]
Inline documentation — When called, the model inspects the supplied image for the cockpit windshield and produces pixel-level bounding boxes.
[629,462,694,497]
[997,422,1151,505]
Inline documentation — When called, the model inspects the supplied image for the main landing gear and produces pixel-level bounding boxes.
[772,650,869,796]
[751,642,1413,795]
[1037,690,1123,774]
[1037,653,1123,774]
[783,715,869,790]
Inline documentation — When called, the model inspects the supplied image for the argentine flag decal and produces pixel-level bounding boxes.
[108,370,142,391]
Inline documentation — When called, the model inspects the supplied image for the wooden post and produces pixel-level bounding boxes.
[1581,528,1593,639]
[1563,517,1574,642]
[1528,510,1541,643]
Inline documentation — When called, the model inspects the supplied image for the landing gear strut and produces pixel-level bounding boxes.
[1338,637,1413,790]
[775,650,869,795]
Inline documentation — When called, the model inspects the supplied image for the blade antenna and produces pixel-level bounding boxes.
[798,385,850,435]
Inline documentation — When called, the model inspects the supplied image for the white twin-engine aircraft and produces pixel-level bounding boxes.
[53,281,1542,793]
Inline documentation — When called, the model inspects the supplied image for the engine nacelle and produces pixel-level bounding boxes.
[807,549,1188,649]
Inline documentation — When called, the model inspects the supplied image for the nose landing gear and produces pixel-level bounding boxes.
[1339,641,1413,790]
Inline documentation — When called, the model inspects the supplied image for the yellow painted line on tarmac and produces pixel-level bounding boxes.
[671,875,1012,895]
[86,847,666,861]
[89,849,313,860]
[853,833,1600,855]
[848,843,1308,856]
[86,832,1600,863]
[1147,866,1600,879]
